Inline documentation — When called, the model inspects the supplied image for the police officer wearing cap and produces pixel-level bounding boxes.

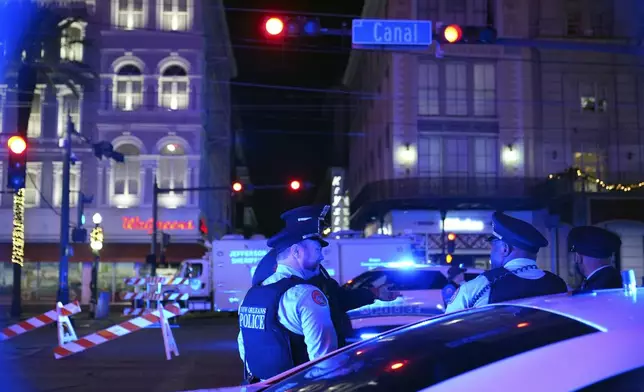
[237,207,337,383]
[441,265,467,308]
[568,226,623,291]
[446,212,568,312]
[251,205,398,348]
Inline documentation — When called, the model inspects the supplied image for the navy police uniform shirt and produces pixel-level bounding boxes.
[446,212,566,312]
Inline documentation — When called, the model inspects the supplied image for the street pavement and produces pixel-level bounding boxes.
[0,313,244,392]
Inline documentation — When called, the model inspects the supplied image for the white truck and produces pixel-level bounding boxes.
[164,235,418,312]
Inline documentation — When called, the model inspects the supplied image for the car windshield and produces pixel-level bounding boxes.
[264,305,599,391]
[346,270,448,291]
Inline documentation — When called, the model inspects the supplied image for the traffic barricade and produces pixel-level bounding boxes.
[122,276,192,317]
[0,301,81,342]
[54,302,187,360]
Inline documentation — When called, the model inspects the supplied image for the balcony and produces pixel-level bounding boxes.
[351,176,548,227]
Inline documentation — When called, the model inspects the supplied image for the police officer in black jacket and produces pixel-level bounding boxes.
[568,226,623,291]
[251,205,398,347]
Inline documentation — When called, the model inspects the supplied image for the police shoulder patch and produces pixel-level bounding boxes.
[311,290,328,306]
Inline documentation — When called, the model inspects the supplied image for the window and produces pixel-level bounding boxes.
[418,135,441,176]
[416,0,438,20]
[53,162,81,207]
[579,365,644,391]
[445,63,467,116]
[579,82,607,113]
[114,0,145,30]
[24,162,42,208]
[266,306,600,391]
[114,64,143,111]
[445,0,466,24]
[60,22,84,62]
[111,143,140,207]
[444,138,469,176]
[159,0,190,31]
[159,65,189,110]
[473,64,496,116]
[573,151,604,192]
[57,88,81,137]
[27,88,43,138]
[158,142,187,207]
[418,62,439,116]
[566,0,582,36]
[474,137,497,176]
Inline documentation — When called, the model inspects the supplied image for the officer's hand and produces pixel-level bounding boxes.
[370,283,401,302]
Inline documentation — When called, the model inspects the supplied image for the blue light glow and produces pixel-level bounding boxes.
[360,333,379,340]
[385,260,419,269]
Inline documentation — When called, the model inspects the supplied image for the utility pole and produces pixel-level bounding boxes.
[150,178,159,277]
[57,115,73,305]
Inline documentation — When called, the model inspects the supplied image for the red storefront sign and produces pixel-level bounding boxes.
[122,216,196,233]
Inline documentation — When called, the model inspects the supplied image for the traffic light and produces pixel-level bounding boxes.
[435,23,497,44]
[447,233,456,254]
[289,180,302,191]
[232,181,243,192]
[7,135,27,189]
[262,16,321,38]
[446,254,453,264]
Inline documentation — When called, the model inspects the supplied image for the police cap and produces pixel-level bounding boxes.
[487,212,548,253]
[568,226,621,259]
[447,264,467,280]
[267,205,330,253]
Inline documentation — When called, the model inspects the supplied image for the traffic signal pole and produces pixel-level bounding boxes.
[57,115,74,305]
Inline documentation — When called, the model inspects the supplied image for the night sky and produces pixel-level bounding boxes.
[225,1,364,235]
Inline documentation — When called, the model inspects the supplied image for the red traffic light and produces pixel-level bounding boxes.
[265,17,285,36]
[232,182,243,192]
[289,180,301,191]
[443,24,463,43]
[447,233,456,241]
[7,135,27,154]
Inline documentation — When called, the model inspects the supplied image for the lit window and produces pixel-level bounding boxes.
[60,21,85,62]
[473,64,496,116]
[160,0,190,31]
[57,86,82,137]
[24,162,43,208]
[445,63,467,116]
[158,142,187,207]
[159,65,189,110]
[0,85,7,134]
[115,0,145,30]
[418,62,439,116]
[111,143,141,207]
[579,82,607,113]
[27,87,44,138]
[113,64,144,111]
[53,162,81,207]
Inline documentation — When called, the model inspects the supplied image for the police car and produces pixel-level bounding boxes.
[345,262,484,342]
[196,286,644,392]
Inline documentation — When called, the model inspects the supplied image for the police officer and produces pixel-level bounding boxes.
[446,212,568,312]
[237,211,337,383]
[568,226,623,291]
[251,205,398,347]
[441,264,467,308]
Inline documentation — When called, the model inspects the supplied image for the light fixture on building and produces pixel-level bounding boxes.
[396,143,417,172]
[502,144,519,165]
[172,16,179,31]
[92,213,103,225]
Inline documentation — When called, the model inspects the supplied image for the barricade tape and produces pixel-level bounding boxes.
[121,292,190,301]
[0,301,81,341]
[54,303,188,359]
[123,277,192,286]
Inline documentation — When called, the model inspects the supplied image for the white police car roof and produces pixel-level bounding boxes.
[367,263,486,274]
[491,287,644,331]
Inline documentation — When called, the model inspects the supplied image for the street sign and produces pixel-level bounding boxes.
[352,19,432,48]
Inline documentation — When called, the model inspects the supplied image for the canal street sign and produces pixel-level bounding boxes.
[352,19,432,49]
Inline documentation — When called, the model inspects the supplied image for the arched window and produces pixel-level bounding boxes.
[158,142,188,206]
[114,64,143,111]
[60,22,85,62]
[112,143,141,207]
[159,64,189,110]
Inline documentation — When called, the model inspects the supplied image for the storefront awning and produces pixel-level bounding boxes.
[0,242,207,263]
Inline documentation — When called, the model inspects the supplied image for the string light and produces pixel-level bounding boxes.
[548,167,644,192]
[12,189,25,267]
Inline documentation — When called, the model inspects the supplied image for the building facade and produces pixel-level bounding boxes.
[0,0,237,304]
[339,0,644,284]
